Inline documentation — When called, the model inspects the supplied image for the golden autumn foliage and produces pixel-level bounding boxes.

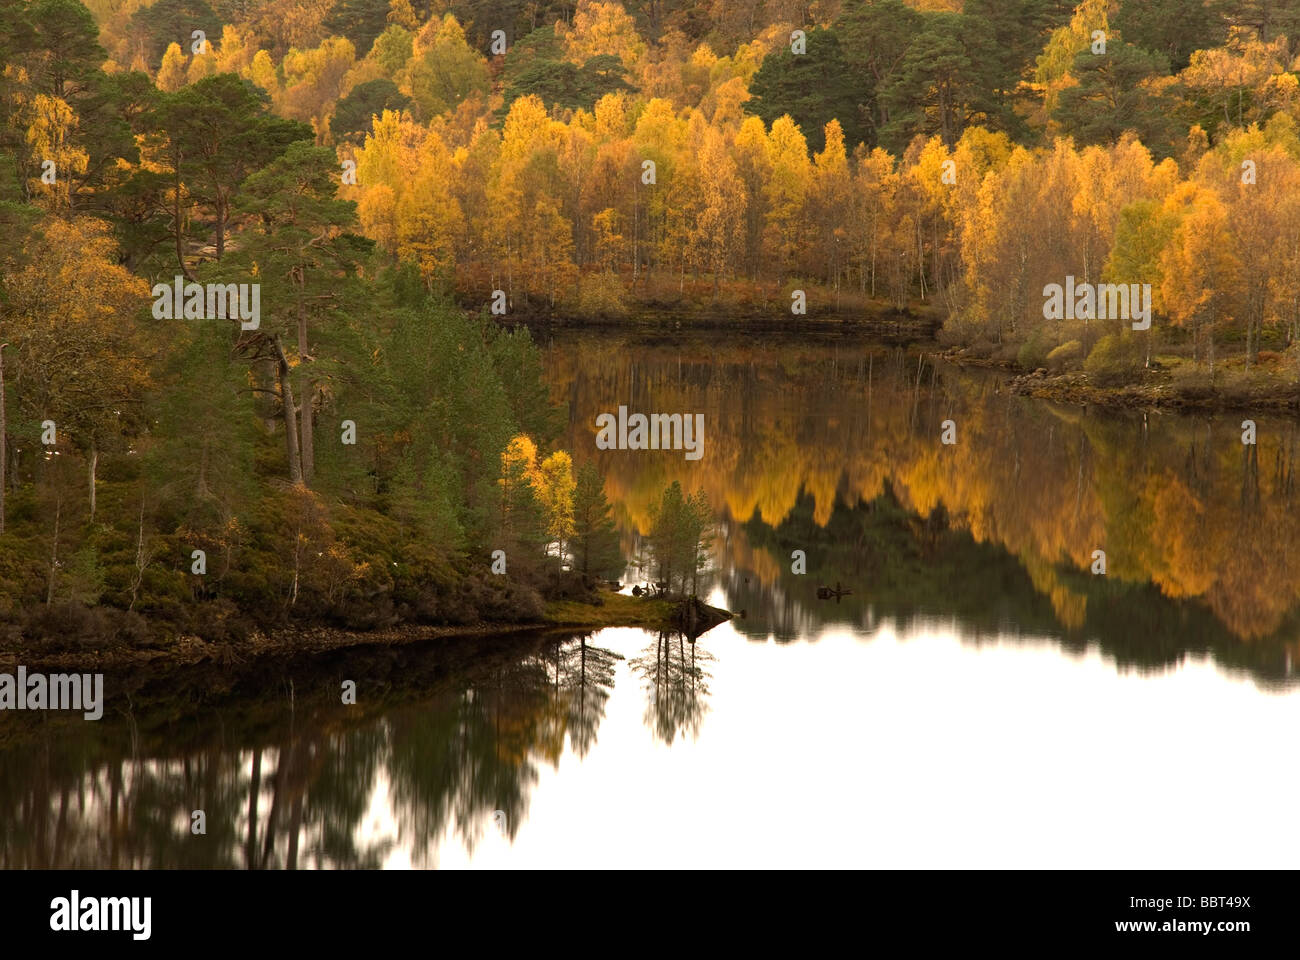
[548,336,1300,642]
[2,217,151,447]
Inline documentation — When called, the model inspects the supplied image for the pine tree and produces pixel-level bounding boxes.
[231,141,373,485]
[571,461,623,580]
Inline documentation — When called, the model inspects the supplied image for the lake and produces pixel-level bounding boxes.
[4,329,1299,868]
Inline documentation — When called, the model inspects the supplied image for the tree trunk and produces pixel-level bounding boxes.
[286,789,303,870]
[197,435,211,499]
[0,343,7,536]
[173,163,195,281]
[274,336,304,485]
[246,747,261,870]
[46,494,61,606]
[88,446,97,521]
[129,497,147,611]
[295,282,314,484]
[215,194,226,260]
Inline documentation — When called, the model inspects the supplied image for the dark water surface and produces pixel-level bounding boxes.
[4,331,1299,868]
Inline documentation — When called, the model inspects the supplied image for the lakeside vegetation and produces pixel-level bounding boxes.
[34,0,1300,387]
[548,333,1300,647]
[2,0,1300,658]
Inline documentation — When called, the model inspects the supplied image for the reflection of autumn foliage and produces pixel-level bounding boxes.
[1024,554,1088,631]
[1147,473,1216,599]
[548,335,1300,640]
[723,526,782,589]
[629,631,714,745]
[0,632,627,868]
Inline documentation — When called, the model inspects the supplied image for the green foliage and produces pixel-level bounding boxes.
[367,25,414,76]
[401,19,490,121]
[28,0,105,96]
[1112,0,1221,71]
[147,313,259,524]
[1016,326,1055,369]
[373,299,539,543]
[487,320,566,445]
[1052,43,1180,158]
[331,78,412,143]
[832,0,922,148]
[746,0,1069,154]
[127,0,222,67]
[1104,199,1178,291]
[880,12,1006,150]
[1085,332,1145,385]
[501,52,636,115]
[325,0,391,58]
[1046,339,1083,370]
[56,544,106,606]
[745,28,866,154]
[147,74,312,262]
[571,462,623,580]
[647,481,713,597]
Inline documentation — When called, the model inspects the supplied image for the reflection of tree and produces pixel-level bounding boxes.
[552,635,621,758]
[0,631,623,868]
[549,332,1300,652]
[385,677,541,866]
[629,631,715,745]
[385,633,623,864]
[256,725,391,869]
[732,484,1300,683]
[0,720,392,869]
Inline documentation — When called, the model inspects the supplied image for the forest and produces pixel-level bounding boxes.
[550,335,1300,646]
[1,0,1299,651]
[46,0,1300,367]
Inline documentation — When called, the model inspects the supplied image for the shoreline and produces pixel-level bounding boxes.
[0,594,694,674]
[488,300,943,336]
[537,326,1300,413]
[1007,369,1300,413]
[938,348,1300,413]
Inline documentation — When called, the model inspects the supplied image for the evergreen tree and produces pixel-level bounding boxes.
[880,12,1000,151]
[1114,0,1221,71]
[127,0,223,67]
[149,74,312,262]
[325,0,392,57]
[571,461,622,580]
[745,28,867,153]
[647,481,712,596]
[148,310,259,533]
[27,0,104,99]
[331,79,411,143]
[231,142,373,486]
[1053,43,1180,158]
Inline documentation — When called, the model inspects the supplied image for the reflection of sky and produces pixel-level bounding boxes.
[370,620,1300,869]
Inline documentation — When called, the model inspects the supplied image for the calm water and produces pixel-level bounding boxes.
[5,331,1300,868]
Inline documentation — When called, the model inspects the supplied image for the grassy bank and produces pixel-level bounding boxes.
[468,274,943,335]
[0,593,688,672]
[941,336,1300,412]
[544,592,676,629]
[1005,357,1300,412]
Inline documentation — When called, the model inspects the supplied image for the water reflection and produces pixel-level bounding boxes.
[0,632,628,869]
[629,631,716,744]
[6,330,1300,869]
[4,612,1300,868]
[544,331,1300,681]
